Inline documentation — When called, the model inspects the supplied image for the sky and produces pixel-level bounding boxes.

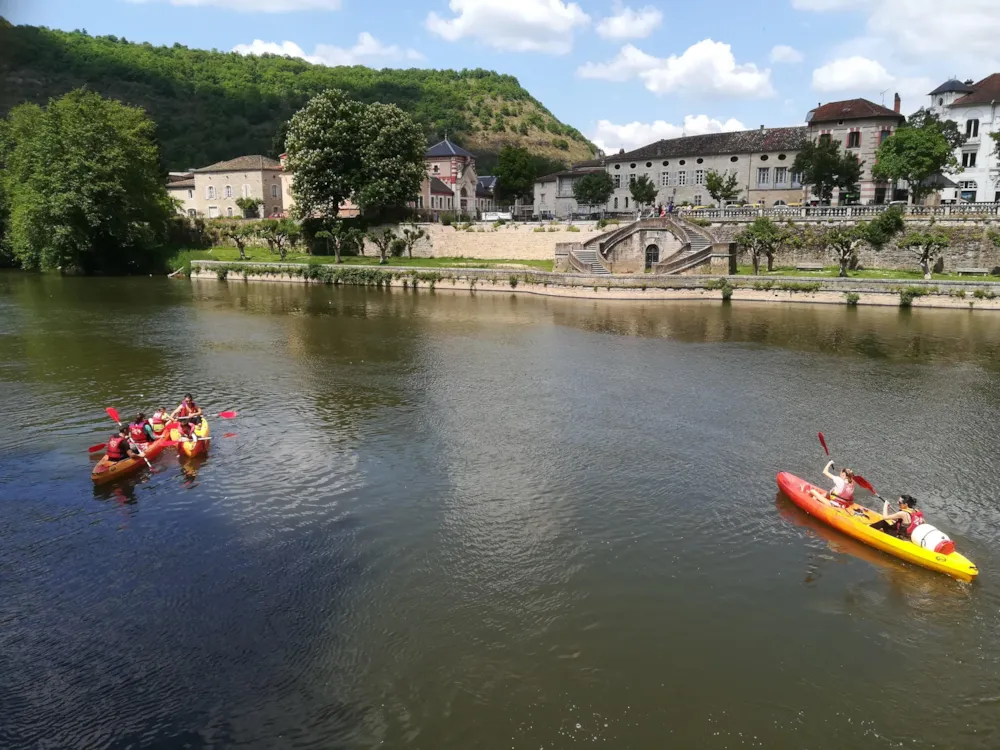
[6,0,1000,154]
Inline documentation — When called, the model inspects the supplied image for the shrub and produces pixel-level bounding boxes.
[704,278,729,290]
[567,226,581,232]
[721,283,734,301]
[533,226,546,233]
[597,218,621,229]
[777,282,821,293]
[899,285,934,307]
[948,289,966,299]
[973,288,997,300]
[215,266,229,281]
[509,275,519,288]
[440,212,455,227]
[844,292,860,306]
[752,280,774,291]
[688,218,712,227]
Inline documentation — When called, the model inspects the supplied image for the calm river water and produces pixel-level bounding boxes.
[2,272,1000,750]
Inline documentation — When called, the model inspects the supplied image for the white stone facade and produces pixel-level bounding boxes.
[929,77,1000,204]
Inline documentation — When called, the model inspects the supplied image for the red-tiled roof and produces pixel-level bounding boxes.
[807,99,903,124]
[951,74,1000,107]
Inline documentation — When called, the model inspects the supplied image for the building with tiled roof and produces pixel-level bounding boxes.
[805,96,905,204]
[166,173,197,216]
[475,175,497,213]
[533,162,609,219]
[422,137,479,215]
[167,154,286,218]
[928,74,1000,204]
[193,155,282,173]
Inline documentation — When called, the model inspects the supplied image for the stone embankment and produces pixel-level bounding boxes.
[188,261,1000,311]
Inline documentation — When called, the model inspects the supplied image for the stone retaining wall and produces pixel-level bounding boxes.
[390,221,614,260]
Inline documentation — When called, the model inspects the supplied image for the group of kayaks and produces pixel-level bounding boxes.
[91,407,214,485]
[777,436,978,582]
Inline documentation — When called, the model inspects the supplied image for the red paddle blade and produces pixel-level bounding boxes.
[88,442,107,453]
[818,432,829,456]
[855,476,876,494]
[223,432,237,438]
[106,406,121,423]
[218,411,238,419]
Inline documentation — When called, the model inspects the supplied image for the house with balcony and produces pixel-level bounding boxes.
[928,75,1000,203]
[805,96,905,204]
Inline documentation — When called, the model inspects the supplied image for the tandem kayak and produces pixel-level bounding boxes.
[170,417,210,457]
[91,425,176,485]
[777,472,978,582]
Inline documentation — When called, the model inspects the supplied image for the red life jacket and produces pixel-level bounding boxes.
[178,401,197,417]
[129,423,147,443]
[150,413,165,434]
[906,509,925,536]
[107,435,127,460]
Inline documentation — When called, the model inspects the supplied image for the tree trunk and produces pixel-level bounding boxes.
[752,253,760,276]
[408,244,413,259]
[238,242,246,261]
[333,241,341,265]
[766,252,774,273]
[922,253,931,280]
[839,254,849,278]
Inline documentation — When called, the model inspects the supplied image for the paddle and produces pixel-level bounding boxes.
[218,411,238,419]
[105,405,155,471]
[818,431,830,457]
[88,442,108,453]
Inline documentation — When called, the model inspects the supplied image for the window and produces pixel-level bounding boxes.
[791,173,802,188]
[660,172,669,187]
[677,171,686,186]
[694,169,705,185]
[938,97,944,106]
[778,154,787,161]
[962,152,977,168]
[224,185,233,199]
[432,165,439,173]
[819,134,832,144]
[760,154,769,162]
[645,162,652,168]
[628,173,637,184]
[696,158,704,164]
[847,131,861,148]
[271,184,279,198]
[227,207,233,217]
[775,167,788,186]
[757,167,770,186]
[613,197,619,209]
[416,196,424,208]
[187,189,193,199]
[208,206,219,218]
[273,207,280,216]
[242,184,251,198]
[187,208,196,217]
[624,197,629,208]
[206,186,216,199]
[879,129,891,144]
[540,193,546,204]
[612,174,622,188]
[966,119,980,138]
[730,156,739,162]
[693,195,702,206]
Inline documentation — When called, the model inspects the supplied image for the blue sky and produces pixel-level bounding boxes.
[7,0,1000,153]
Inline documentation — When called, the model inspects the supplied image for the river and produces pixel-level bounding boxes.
[2,272,999,749]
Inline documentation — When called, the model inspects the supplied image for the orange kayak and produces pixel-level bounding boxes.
[91,425,175,485]
[777,471,978,582]
[170,417,210,457]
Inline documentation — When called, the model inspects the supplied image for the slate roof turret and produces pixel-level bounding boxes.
[425,138,475,159]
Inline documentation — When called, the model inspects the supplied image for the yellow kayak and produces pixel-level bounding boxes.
[170,417,210,458]
[777,472,978,582]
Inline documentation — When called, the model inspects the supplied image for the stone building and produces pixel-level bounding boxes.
[533,159,608,219]
[476,175,497,214]
[423,137,480,215]
[278,153,359,218]
[928,75,1000,203]
[166,172,197,216]
[184,155,285,219]
[603,127,808,212]
[804,97,905,204]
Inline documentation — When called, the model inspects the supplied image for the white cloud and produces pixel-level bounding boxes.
[579,39,774,98]
[591,115,747,153]
[769,44,803,64]
[233,33,424,68]
[425,0,590,55]
[127,0,341,11]
[812,56,893,92]
[595,4,663,40]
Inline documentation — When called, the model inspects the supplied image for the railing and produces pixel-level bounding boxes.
[679,202,1000,221]
[567,250,590,274]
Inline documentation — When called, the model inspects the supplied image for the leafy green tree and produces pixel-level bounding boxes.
[573,172,614,213]
[824,225,865,277]
[906,108,967,150]
[354,102,427,216]
[792,139,862,205]
[235,196,264,219]
[629,175,658,213]
[217,220,256,260]
[494,146,538,204]
[858,205,905,250]
[366,227,399,265]
[256,218,299,260]
[705,169,741,207]
[991,132,1000,160]
[900,230,949,279]
[734,217,787,275]
[0,89,173,273]
[400,223,427,259]
[872,126,958,204]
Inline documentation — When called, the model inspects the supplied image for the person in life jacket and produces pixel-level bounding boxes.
[106,426,140,462]
[129,413,154,444]
[150,407,167,436]
[169,393,203,422]
[871,494,922,538]
[807,460,856,508]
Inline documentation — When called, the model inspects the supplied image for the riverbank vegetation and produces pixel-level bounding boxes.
[1,22,595,170]
[735,266,997,281]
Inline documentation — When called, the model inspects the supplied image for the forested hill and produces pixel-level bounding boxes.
[0,21,596,171]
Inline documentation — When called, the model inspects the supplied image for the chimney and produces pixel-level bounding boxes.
[893,93,901,113]
[760,124,765,130]
[964,79,974,86]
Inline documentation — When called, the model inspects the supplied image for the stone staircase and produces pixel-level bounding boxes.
[573,248,610,275]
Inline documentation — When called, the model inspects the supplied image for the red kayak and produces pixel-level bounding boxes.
[91,423,178,485]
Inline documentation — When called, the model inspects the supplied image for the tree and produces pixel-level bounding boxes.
[257,218,299,261]
[218,220,255,260]
[365,227,400,265]
[872,126,958,205]
[991,132,1000,160]
[900,230,949,279]
[906,108,967,151]
[572,172,614,214]
[0,89,173,273]
[494,146,537,204]
[791,139,862,205]
[857,205,904,250]
[734,217,787,275]
[235,196,264,219]
[629,175,658,214]
[705,169,741,207]
[400,223,427,259]
[285,90,425,223]
[824,226,865,277]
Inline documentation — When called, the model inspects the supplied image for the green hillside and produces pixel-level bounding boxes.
[0,20,596,172]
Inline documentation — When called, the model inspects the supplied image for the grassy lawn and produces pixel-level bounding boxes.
[735,265,1000,282]
[173,246,553,272]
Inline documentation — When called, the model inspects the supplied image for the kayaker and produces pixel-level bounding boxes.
[807,460,856,508]
[872,495,922,538]
[150,407,168,436]
[107,426,140,462]
[169,393,203,422]
[129,413,153,445]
